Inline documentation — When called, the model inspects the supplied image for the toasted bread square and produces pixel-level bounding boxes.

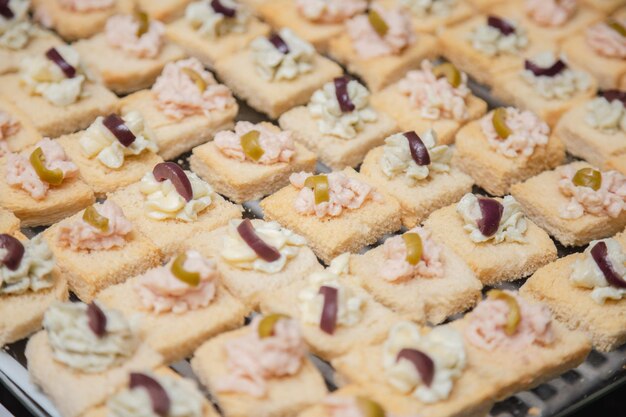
[31,0,135,41]
[42,207,163,302]
[361,146,474,228]
[511,161,626,246]
[278,106,397,170]
[520,230,626,352]
[214,51,343,119]
[375,0,474,35]
[108,181,243,258]
[454,119,565,196]
[190,138,317,204]
[327,32,439,92]
[350,232,482,324]
[258,273,399,360]
[83,367,221,417]
[191,326,328,417]
[370,83,487,145]
[166,17,270,68]
[0,148,95,227]
[187,224,323,309]
[73,34,186,94]
[25,331,162,417]
[261,168,402,264]
[556,101,626,170]
[0,208,20,234]
[0,98,42,153]
[0,269,68,346]
[0,74,118,138]
[97,277,248,362]
[57,132,164,197]
[120,90,238,160]
[607,153,626,175]
[423,202,557,284]
[581,0,624,14]
[136,0,191,22]
[0,28,62,74]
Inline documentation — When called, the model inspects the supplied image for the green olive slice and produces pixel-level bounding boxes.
[135,12,150,37]
[432,63,462,88]
[83,206,109,232]
[607,19,626,37]
[488,290,521,336]
[492,108,512,140]
[240,130,265,161]
[355,397,386,417]
[572,167,602,191]
[29,147,64,186]
[258,313,289,338]
[171,252,201,287]
[304,175,330,205]
[402,233,423,266]
[368,9,388,37]
[181,67,207,92]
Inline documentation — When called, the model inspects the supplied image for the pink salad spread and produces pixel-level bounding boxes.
[466,292,555,351]
[290,171,382,218]
[216,316,305,397]
[135,250,218,314]
[106,14,165,59]
[559,166,626,219]
[295,0,367,23]
[324,396,365,417]
[480,108,550,158]
[381,227,444,282]
[346,5,414,59]
[398,60,469,121]
[152,58,235,120]
[58,0,113,12]
[525,0,577,27]
[0,111,20,157]
[58,200,132,251]
[586,20,626,59]
[6,138,78,200]
[214,121,295,164]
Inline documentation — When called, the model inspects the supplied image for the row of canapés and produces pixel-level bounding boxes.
[0,1,625,417]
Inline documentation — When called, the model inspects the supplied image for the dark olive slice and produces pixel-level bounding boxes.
[396,348,435,387]
[476,197,504,237]
[590,241,626,289]
[487,289,521,335]
[102,114,136,147]
[45,48,76,78]
[355,397,386,417]
[236,219,281,262]
[304,175,330,204]
[334,76,355,113]
[268,33,290,54]
[83,205,109,232]
[492,108,512,139]
[368,9,389,37]
[211,0,236,17]
[318,285,338,335]
[402,233,423,265]
[129,373,171,417]
[30,147,64,186]
[86,302,107,338]
[572,167,602,191]
[600,89,626,106]
[135,12,150,37]
[258,313,289,338]
[607,19,626,37]
[487,15,515,36]
[170,252,201,287]
[524,59,566,77]
[0,0,14,19]
[432,63,462,88]
[152,162,193,202]
[0,234,25,271]
[403,131,430,166]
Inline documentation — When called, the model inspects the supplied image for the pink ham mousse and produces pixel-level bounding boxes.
[586,19,626,59]
[381,227,444,282]
[0,110,20,157]
[106,14,165,59]
[559,166,626,219]
[214,121,295,164]
[525,0,577,27]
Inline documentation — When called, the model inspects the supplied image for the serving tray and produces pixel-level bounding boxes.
[1,78,625,417]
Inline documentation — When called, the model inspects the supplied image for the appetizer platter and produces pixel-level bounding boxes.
[1,1,626,417]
